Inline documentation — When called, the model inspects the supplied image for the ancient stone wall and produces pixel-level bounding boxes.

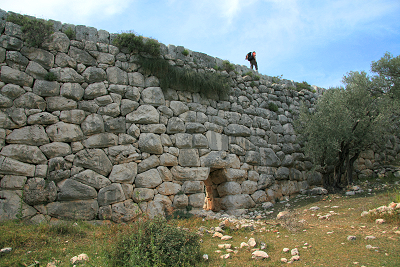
[0,10,398,223]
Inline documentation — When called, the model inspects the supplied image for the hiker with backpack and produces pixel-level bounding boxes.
[246,51,258,71]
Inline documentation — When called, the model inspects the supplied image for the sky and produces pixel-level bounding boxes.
[2,0,400,89]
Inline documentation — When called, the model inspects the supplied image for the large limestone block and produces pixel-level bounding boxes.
[171,166,210,181]
[175,133,193,148]
[120,99,139,116]
[200,151,240,168]
[60,110,86,124]
[106,66,128,85]
[46,96,78,111]
[47,199,99,220]
[289,168,303,181]
[141,87,165,106]
[241,180,258,195]
[109,162,137,183]
[74,149,113,176]
[257,174,275,190]
[68,46,96,66]
[137,155,160,173]
[82,133,118,148]
[0,144,47,164]
[157,182,181,196]
[146,200,164,219]
[0,175,27,189]
[159,153,178,166]
[138,133,163,154]
[33,80,60,96]
[1,84,25,100]
[224,124,251,137]
[57,179,97,201]
[21,46,55,70]
[81,114,104,135]
[132,188,155,202]
[220,194,256,210]
[217,182,242,197]
[251,190,267,203]
[170,101,189,116]
[260,148,281,167]
[126,105,159,124]
[46,122,84,142]
[0,35,23,51]
[178,149,200,167]
[307,171,322,186]
[173,194,189,208]
[55,52,77,68]
[1,66,33,87]
[50,67,84,83]
[98,183,126,206]
[193,134,208,148]
[206,131,228,151]
[82,67,107,83]
[128,72,144,87]
[276,167,290,180]
[84,82,107,100]
[135,169,162,188]
[0,190,37,222]
[60,83,84,101]
[42,31,70,53]
[6,125,49,146]
[186,122,206,133]
[188,193,205,208]
[72,169,111,190]
[0,156,35,177]
[23,178,57,205]
[166,117,185,134]
[111,199,141,223]
[27,112,59,125]
[182,181,204,194]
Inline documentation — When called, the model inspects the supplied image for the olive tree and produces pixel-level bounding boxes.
[295,53,399,190]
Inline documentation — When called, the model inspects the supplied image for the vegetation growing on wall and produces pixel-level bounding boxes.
[6,13,54,48]
[137,56,231,100]
[112,31,161,57]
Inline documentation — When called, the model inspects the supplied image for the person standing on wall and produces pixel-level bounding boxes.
[246,51,258,71]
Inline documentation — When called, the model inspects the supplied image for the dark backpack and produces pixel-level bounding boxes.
[247,52,254,61]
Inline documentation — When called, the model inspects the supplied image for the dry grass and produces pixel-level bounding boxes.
[0,187,399,266]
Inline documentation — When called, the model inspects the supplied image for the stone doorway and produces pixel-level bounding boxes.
[203,169,226,212]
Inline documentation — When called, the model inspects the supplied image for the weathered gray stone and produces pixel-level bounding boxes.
[111,199,141,223]
[220,194,255,210]
[257,174,275,190]
[60,110,86,124]
[6,125,49,146]
[21,47,55,70]
[0,35,23,51]
[179,149,200,167]
[241,180,258,195]
[138,133,163,154]
[1,66,33,87]
[98,183,126,206]
[173,194,189,208]
[159,153,178,166]
[27,112,57,125]
[251,190,267,203]
[206,131,228,151]
[42,32,70,53]
[224,124,251,137]
[141,87,165,106]
[23,178,57,205]
[200,151,240,168]
[109,162,137,183]
[128,72,144,87]
[50,67,84,83]
[217,182,242,197]
[157,182,181,195]
[120,99,139,116]
[55,53,77,68]
[60,83,84,101]
[276,167,290,180]
[0,144,47,164]
[171,166,210,181]
[140,124,166,134]
[189,193,205,208]
[181,181,204,194]
[170,101,189,116]
[98,52,115,65]
[126,105,159,124]
[144,76,159,87]
[81,114,104,135]
[125,86,140,101]
[175,133,193,148]
[74,149,113,176]
[138,155,160,173]
[157,166,173,182]
[0,175,27,189]
[82,67,107,83]
[82,133,118,148]
[186,122,206,133]
[72,169,111,190]
[58,179,97,200]
[68,46,96,66]
[135,169,162,188]
[106,66,128,85]
[25,61,48,80]
[132,188,155,202]
[46,122,83,142]
[260,148,281,167]
[84,82,107,100]
[166,117,185,134]
[307,171,322,186]
[0,190,37,221]
[47,199,99,220]
[5,107,26,126]
[1,84,25,100]
[47,96,77,111]
[146,200,165,219]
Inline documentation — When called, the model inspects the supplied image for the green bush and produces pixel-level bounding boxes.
[112,31,160,57]
[222,60,235,73]
[6,13,54,48]
[137,56,230,100]
[108,217,202,267]
[272,75,283,83]
[268,102,279,112]
[295,81,312,91]
[64,26,76,40]
[182,49,189,56]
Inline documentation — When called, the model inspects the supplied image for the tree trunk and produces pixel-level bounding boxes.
[346,152,360,185]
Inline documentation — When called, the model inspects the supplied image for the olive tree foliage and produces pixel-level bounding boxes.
[295,53,400,190]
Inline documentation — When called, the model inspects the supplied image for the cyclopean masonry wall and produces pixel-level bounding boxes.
[0,10,399,223]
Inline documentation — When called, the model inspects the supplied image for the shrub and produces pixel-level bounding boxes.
[182,49,189,56]
[108,217,202,267]
[268,102,279,112]
[137,56,230,100]
[64,26,76,40]
[6,13,54,48]
[222,60,235,73]
[295,81,312,91]
[112,31,160,57]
